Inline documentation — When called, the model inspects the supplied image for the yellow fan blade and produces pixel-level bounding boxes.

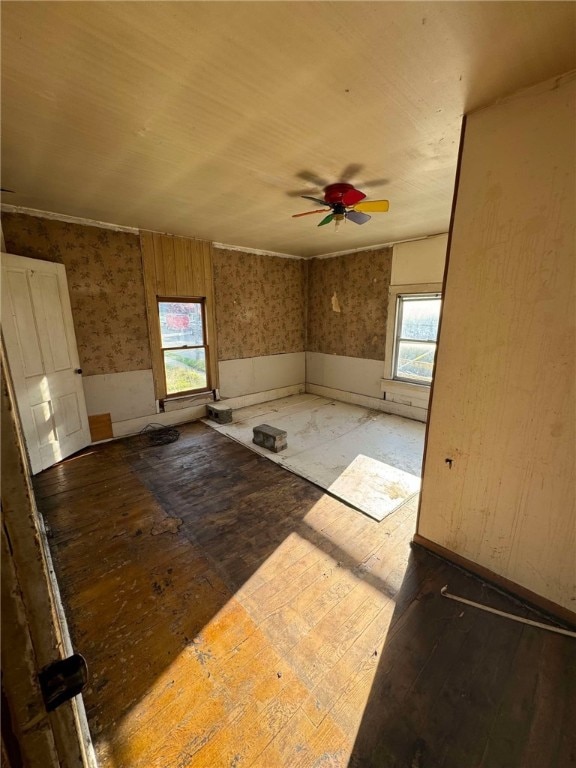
[292,209,330,218]
[352,199,389,213]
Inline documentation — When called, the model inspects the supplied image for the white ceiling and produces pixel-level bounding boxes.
[2,2,575,257]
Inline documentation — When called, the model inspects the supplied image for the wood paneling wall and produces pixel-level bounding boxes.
[140,231,219,399]
[418,74,575,614]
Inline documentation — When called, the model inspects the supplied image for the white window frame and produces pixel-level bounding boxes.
[383,283,442,397]
[157,297,212,398]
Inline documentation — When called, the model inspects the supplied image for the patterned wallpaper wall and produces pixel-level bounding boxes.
[213,249,307,360]
[2,213,152,375]
[3,212,392,373]
[307,248,392,359]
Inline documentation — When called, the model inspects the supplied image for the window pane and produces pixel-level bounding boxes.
[396,341,436,384]
[164,349,207,394]
[400,298,441,341]
[159,301,204,348]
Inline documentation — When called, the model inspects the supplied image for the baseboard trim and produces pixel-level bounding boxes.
[112,404,208,438]
[220,384,305,410]
[412,533,576,629]
[305,383,427,423]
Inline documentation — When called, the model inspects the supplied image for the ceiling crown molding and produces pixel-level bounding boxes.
[1,204,140,234]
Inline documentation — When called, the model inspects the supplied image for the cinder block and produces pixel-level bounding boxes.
[253,424,287,453]
[207,403,233,424]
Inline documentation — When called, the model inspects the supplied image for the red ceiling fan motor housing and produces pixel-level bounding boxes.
[323,183,366,206]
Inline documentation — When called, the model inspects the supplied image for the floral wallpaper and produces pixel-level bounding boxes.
[307,247,392,360]
[2,213,151,375]
[213,249,307,360]
[2,212,391,373]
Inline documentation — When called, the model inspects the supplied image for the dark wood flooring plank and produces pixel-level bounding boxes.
[34,421,574,768]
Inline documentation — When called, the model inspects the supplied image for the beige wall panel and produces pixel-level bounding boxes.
[418,75,576,611]
[391,234,447,286]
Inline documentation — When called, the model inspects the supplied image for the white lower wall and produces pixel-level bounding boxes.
[306,352,383,399]
[306,352,429,422]
[83,370,157,422]
[83,368,210,438]
[83,354,307,440]
[218,352,305,398]
[83,354,429,437]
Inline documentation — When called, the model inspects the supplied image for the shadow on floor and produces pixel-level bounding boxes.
[34,423,575,768]
[348,546,576,768]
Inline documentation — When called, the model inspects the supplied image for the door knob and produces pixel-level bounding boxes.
[74,368,83,374]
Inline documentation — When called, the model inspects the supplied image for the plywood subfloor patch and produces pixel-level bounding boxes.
[329,454,420,521]
[204,394,425,520]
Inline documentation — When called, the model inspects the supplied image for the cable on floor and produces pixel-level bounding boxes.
[440,585,576,638]
[138,423,180,446]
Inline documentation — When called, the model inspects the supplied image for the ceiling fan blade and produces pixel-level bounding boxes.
[297,170,330,188]
[318,214,335,227]
[359,178,389,189]
[292,209,330,218]
[302,195,329,206]
[353,199,389,213]
[342,188,366,206]
[346,210,371,225]
[339,163,364,183]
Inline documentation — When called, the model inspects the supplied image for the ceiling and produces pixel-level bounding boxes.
[1,2,575,258]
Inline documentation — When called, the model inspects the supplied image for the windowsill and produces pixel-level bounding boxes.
[163,389,213,402]
[161,390,214,413]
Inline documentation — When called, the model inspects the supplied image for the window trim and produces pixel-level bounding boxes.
[157,296,212,398]
[383,283,443,390]
[393,293,441,385]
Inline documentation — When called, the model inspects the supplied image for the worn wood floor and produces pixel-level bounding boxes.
[34,422,575,768]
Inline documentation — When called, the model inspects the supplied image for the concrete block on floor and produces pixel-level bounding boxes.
[253,424,287,453]
[207,403,233,424]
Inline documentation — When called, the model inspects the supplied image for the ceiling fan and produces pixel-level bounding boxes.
[292,183,389,227]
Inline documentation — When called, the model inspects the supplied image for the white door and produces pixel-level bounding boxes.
[1,252,91,474]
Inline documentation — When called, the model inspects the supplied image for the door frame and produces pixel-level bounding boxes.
[1,342,97,766]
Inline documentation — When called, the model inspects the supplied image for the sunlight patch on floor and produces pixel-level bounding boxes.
[105,519,396,767]
[328,454,420,522]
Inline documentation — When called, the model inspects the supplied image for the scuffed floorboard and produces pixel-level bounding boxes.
[34,423,575,768]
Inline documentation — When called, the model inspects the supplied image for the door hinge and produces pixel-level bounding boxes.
[38,653,88,712]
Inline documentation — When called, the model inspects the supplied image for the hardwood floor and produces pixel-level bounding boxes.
[34,422,575,768]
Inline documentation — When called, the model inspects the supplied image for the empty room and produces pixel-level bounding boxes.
[1,3,575,767]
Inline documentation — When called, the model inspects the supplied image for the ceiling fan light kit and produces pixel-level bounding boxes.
[292,182,390,228]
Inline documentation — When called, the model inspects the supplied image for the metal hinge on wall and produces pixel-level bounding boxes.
[38,653,88,712]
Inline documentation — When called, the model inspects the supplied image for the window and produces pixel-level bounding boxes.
[157,299,210,396]
[393,294,441,385]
